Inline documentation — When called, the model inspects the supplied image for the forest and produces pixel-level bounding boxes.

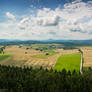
[0,65,91,92]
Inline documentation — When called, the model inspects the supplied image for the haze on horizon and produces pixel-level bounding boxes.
[0,0,92,40]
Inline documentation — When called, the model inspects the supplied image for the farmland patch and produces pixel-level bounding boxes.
[0,54,11,61]
[53,53,81,72]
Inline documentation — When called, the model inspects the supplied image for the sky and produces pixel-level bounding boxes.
[0,0,92,40]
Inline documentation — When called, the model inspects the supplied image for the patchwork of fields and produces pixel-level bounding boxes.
[0,44,82,71]
[0,46,61,69]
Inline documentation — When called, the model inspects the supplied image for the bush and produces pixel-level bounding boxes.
[46,52,49,55]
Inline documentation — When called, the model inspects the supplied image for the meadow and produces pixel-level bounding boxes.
[53,53,81,72]
[32,49,59,59]
[0,54,11,61]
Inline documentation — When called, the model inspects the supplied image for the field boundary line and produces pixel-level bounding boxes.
[80,53,83,74]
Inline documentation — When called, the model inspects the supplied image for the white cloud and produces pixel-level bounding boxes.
[0,0,92,40]
[6,12,16,21]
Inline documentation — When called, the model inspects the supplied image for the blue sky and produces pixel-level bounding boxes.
[0,0,92,40]
[0,0,65,19]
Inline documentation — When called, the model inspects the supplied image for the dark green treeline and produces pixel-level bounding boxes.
[0,65,91,92]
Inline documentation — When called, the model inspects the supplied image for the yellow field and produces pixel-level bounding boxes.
[81,47,92,67]
[54,49,79,54]
[0,46,60,69]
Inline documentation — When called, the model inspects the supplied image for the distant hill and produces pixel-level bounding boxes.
[0,39,92,47]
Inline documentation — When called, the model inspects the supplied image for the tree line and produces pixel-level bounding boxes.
[0,65,91,92]
[0,46,5,54]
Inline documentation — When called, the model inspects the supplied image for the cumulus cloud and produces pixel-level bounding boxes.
[0,0,92,40]
[6,12,16,21]
[17,0,92,40]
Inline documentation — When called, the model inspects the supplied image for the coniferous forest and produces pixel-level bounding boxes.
[0,65,91,92]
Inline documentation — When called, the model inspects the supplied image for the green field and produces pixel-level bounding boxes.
[0,54,11,61]
[43,49,58,55]
[32,49,59,59]
[83,67,92,71]
[53,53,81,72]
[32,55,49,59]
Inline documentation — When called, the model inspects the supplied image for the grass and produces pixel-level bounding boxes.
[83,67,89,71]
[83,67,92,71]
[32,55,49,59]
[43,49,58,55]
[53,53,81,72]
[0,54,11,61]
[32,49,59,59]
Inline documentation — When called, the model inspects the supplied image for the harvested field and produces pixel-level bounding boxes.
[81,47,92,67]
[54,49,79,54]
[0,45,61,69]
[0,45,80,70]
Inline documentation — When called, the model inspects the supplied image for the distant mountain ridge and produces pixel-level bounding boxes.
[0,39,92,43]
[0,39,92,46]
